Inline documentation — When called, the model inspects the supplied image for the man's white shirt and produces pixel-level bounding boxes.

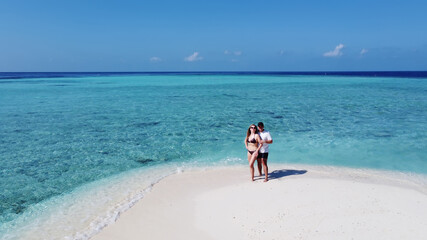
[258,131,272,153]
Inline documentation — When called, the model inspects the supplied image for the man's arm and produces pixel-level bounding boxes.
[262,132,273,144]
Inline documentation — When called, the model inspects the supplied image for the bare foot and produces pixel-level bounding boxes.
[264,179,268,182]
[251,178,254,181]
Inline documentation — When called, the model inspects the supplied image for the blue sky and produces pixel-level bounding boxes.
[1,0,426,71]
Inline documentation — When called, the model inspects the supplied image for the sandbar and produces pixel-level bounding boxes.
[92,164,427,240]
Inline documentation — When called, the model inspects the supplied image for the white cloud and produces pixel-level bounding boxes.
[150,57,162,62]
[360,48,368,55]
[323,44,344,57]
[224,50,242,56]
[184,52,203,62]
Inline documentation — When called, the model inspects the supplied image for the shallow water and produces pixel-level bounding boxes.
[0,73,426,239]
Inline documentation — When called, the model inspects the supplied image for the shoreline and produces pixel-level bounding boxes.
[92,164,427,240]
[1,164,180,240]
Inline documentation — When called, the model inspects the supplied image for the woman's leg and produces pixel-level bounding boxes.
[247,152,254,181]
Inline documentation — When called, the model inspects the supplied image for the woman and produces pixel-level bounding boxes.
[244,124,263,181]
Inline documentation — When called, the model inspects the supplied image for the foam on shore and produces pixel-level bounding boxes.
[0,164,180,240]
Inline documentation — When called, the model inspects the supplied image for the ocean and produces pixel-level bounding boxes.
[1,72,426,239]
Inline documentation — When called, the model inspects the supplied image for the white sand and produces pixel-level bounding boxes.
[92,165,427,240]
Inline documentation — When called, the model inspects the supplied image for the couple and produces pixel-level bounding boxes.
[245,122,273,182]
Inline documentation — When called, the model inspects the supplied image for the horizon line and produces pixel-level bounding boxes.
[2,71,427,80]
[1,70,427,73]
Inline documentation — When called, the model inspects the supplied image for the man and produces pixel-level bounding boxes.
[257,122,273,182]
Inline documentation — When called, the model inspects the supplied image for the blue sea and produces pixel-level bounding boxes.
[1,72,426,239]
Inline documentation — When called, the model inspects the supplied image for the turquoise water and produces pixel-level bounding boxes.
[1,74,426,239]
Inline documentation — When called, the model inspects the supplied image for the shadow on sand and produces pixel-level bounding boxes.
[268,169,307,180]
